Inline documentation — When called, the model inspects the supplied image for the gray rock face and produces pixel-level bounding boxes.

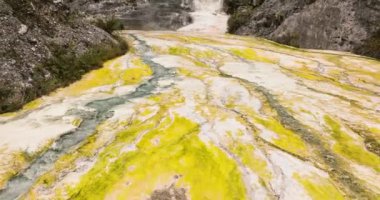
[0,0,127,113]
[120,0,193,30]
[226,0,380,59]
[0,0,198,114]
[66,0,193,30]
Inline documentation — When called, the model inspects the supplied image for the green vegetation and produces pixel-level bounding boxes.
[42,36,128,94]
[95,17,125,34]
[58,57,151,96]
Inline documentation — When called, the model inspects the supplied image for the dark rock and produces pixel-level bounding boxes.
[0,0,128,113]
[117,0,193,30]
[149,186,187,200]
[225,0,380,59]
[66,0,193,30]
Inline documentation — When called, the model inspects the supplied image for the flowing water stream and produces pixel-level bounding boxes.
[0,34,176,199]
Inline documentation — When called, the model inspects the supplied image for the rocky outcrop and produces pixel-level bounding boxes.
[0,0,128,113]
[119,0,193,30]
[65,0,193,30]
[225,0,380,59]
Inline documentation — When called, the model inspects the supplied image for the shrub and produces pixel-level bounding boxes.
[95,17,125,34]
[43,37,128,90]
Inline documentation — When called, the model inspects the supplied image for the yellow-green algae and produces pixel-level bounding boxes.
[0,98,43,118]
[177,67,219,80]
[154,34,226,45]
[227,103,309,158]
[254,117,308,157]
[324,116,380,172]
[168,46,191,56]
[229,140,272,183]
[32,119,129,190]
[0,139,54,189]
[282,65,374,99]
[27,90,246,199]
[167,46,224,69]
[293,173,345,200]
[67,114,247,200]
[121,58,152,84]
[230,48,277,64]
[59,57,151,96]
[0,150,29,189]
[71,118,83,127]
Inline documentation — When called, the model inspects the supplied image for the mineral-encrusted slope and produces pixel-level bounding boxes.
[0,31,379,200]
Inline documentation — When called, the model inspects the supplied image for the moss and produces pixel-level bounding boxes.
[230,48,276,63]
[324,116,380,172]
[293,173,345,200]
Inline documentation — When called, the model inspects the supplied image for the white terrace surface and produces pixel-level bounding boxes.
[0,31,379,199]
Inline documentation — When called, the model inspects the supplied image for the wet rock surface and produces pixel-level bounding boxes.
[0,31,379,199]
[225,0,380,59]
